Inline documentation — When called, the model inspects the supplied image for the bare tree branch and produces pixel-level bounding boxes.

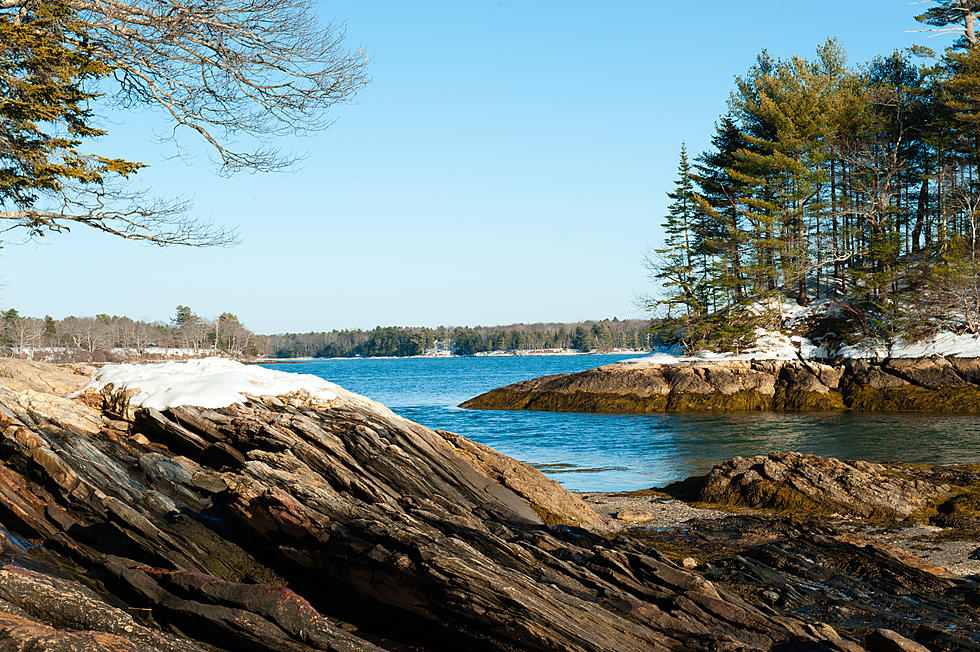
[54,0,373,172]
[0,183,237,246]
[0,0,368,247]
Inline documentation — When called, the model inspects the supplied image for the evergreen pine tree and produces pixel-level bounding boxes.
[0,1,144,232]
[693,116,749,307]
[651,145,703,320]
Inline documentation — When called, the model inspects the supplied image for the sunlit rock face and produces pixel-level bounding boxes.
[0,359,860,651]
[461,358,980,414]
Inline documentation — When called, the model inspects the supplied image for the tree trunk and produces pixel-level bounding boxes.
[912,177,928,253]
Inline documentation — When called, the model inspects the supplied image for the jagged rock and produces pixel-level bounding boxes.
[0,359,93,396]
[865,629,931,652]
[0,360,863,651]
[0,564,204,651]
[461,357,980,413]
[678,451,948,520]
[434,428,609,530]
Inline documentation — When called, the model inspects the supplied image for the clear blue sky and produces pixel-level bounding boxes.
[5,1,933,333]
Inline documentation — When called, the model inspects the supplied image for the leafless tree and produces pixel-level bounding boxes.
[0,0,369,245]
[1,189,233,247]
[929,190,980,332]
[219,319,254,357]
[59,317,111,356]
[127,319,157,354]
[5,317,44,357]
[176,321,210,351]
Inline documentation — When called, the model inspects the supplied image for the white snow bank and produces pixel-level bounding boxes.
[623,328,980,365]
[622,329,800,365]
[742,330,799,360]
[78,357,345,410]
[840,331,980,359]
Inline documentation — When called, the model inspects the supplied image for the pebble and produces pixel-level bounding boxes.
[615,509,656,523]
[761,589,780,605]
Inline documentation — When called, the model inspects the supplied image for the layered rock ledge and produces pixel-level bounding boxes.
[460,357,980,413]
[0,359,870,651]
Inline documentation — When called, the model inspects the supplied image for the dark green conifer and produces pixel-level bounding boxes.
[651,145,703,320]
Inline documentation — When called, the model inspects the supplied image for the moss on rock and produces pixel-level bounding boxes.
[843,385,980,413]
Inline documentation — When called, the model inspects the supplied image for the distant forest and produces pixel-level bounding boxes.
[265,320,652,358]
[0,307,651,360]
[0,306,260,361]
[650,2,980,350]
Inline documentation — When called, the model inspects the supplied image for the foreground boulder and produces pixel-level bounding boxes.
[642,451,980,650]
[460,357,980,413]
[0,359,860,651]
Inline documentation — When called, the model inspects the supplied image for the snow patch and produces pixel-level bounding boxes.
[623,328,980,365]
[623,329,801,365]
[840,331,980,359]
[742,330,799,360]
[78,357,345,410]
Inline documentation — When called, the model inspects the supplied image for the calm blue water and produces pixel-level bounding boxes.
[262,355,980,492]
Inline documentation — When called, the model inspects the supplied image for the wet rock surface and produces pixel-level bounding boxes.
[0,359,871,651]
[459,357,980,413]
[662,451,980,529]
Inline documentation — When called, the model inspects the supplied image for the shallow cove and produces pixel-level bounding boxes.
[262,355,980,492]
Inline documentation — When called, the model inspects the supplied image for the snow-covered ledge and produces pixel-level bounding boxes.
[76,357,346,410]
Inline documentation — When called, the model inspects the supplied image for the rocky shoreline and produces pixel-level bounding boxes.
[584,451,980,650]
[460,357,980,413]
[0,359,974,650]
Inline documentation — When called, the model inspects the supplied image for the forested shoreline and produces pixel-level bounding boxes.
[650,2,980,351]
[0,307,651,360]
[265,319,651,358]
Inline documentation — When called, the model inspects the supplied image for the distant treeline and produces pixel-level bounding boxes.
[266,320,652,358]
[1,306,261,361]
[1,308,653,360]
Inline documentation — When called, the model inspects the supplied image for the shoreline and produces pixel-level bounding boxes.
[255,349,650,363]
[0,357,977,649]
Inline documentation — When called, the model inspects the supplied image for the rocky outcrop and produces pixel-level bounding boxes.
[433,428,609,530]
[0,359,862,651]
[460,357,980,413]
[662,450,980,531]
[645,452,980,649]
[685,451,949,520]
